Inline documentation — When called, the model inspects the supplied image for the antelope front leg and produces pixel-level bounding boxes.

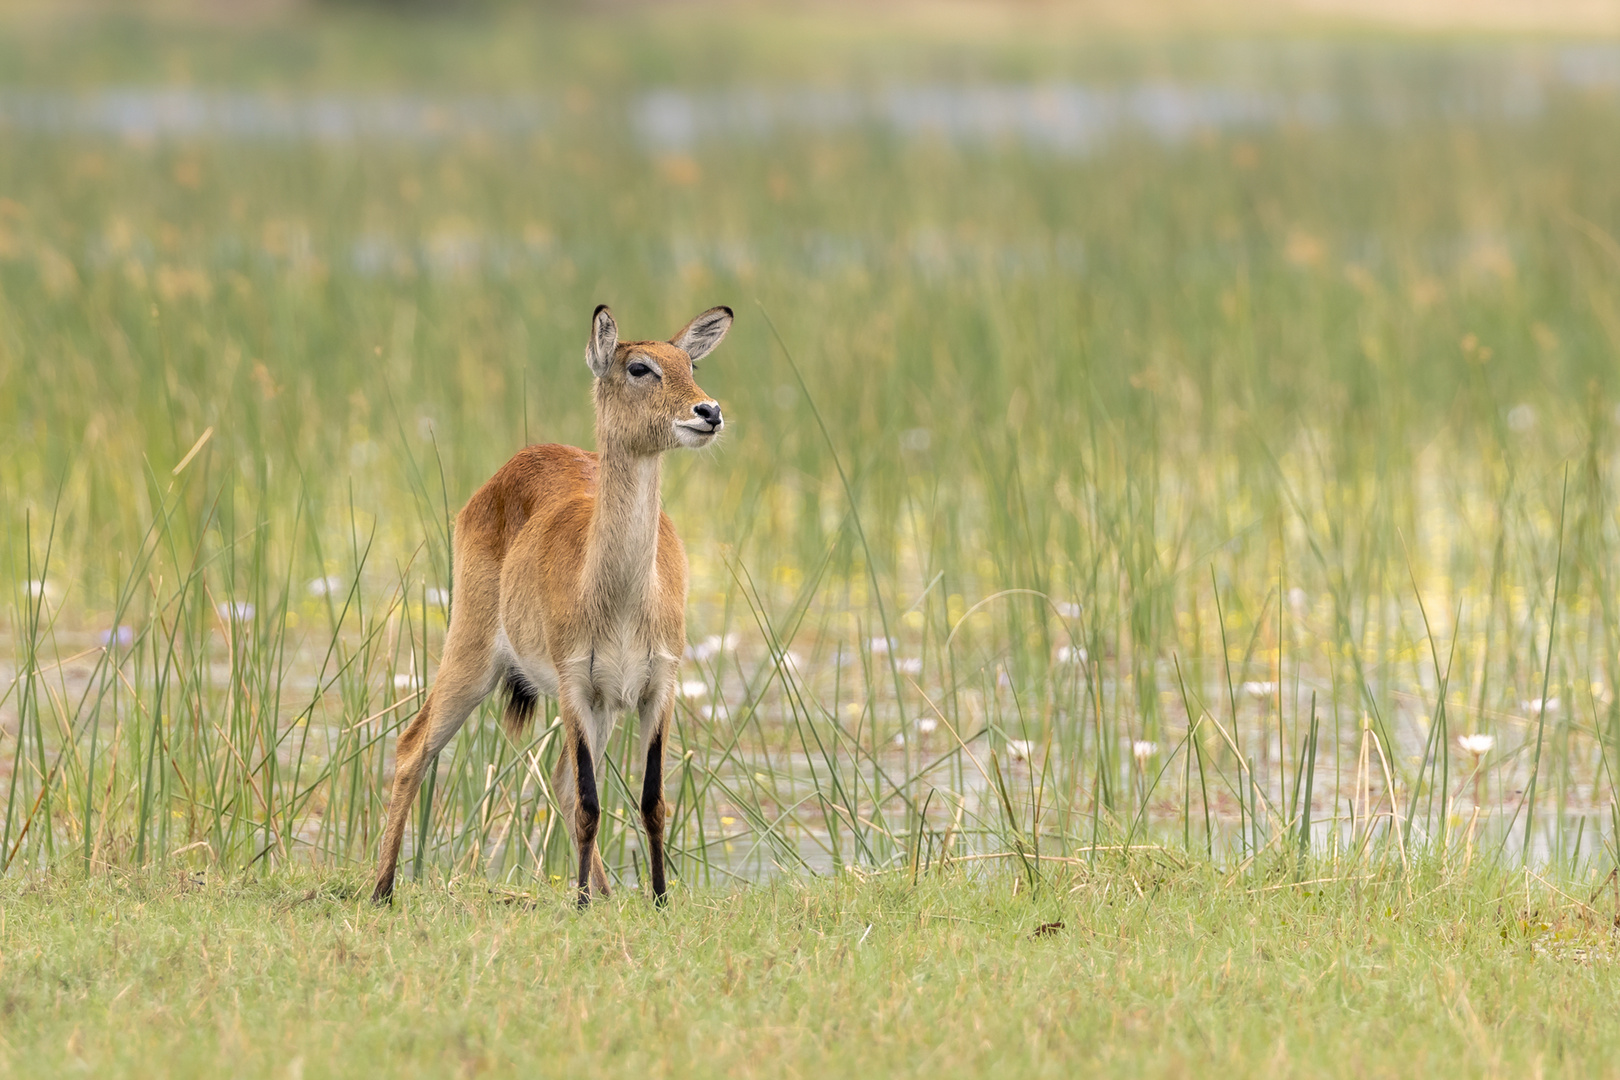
[571,725,602,908]
[550,692,611,907]
[637,693,674,905]
[550,721,602,908]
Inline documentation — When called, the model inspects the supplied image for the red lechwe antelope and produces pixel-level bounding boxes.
[371,304,733,907]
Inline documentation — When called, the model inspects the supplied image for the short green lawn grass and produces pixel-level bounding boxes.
[4,862,1618,1078]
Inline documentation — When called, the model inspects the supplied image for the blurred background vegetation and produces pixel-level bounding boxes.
[2,0,1619,890]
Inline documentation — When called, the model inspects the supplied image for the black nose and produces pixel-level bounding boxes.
[693,402,722,427]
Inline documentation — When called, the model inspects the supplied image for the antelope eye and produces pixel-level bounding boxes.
[627,361,653,378]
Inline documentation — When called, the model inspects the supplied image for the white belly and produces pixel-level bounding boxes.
[589,634,656,713]
[496,621,675,731]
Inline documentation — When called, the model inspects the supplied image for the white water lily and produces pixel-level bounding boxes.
[307,575,344,598]
[1006,739,1035,762]
[1054,601,1082,619]
[894,657,923,676]
[679,679,708,699]
[423,587,450,607]
[1522,697,1560,716]
[1055,645,1088,665]
[216,601,255,623]
[1132,740,1158,765]
[914,717,939,735]
[687,633,741,662]
[1242,681,1278,699]
[1457,733,1495,756]
[868,636,896,655]
[393,672,421,692]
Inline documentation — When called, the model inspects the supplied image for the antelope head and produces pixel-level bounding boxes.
[587,304,733,456]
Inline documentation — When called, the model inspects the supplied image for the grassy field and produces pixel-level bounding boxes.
[3,5,1620,904]
[8,6,1620,1077]
[6,860,1620,1078]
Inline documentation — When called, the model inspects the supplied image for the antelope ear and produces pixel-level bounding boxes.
[670,306,734,363]
[586,304,618,377]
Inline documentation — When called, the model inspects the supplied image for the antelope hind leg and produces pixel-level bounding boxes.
[371,666,493,902]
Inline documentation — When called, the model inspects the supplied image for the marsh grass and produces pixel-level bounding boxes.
[3,12,1620,893]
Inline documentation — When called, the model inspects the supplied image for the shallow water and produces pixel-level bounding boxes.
[2,44,1616,151]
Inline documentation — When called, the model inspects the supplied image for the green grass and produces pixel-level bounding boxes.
[8,11,1620,1074]
[6,862,1620,1078]
[3,8,1620,892]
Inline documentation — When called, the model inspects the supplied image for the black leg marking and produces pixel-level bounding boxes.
[575,736,600,908]
[639,730,667,905]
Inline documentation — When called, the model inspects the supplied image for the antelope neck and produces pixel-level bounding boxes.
[584,444,663,608]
